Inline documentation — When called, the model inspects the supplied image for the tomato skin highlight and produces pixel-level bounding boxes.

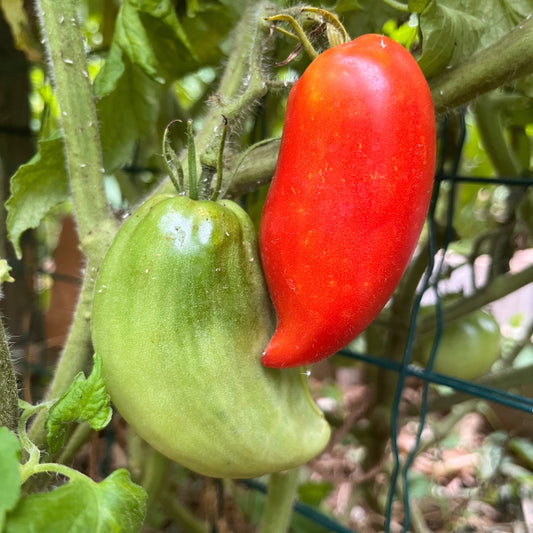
[259,34,436,368]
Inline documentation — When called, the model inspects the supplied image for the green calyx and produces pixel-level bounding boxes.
[163,116,228,202]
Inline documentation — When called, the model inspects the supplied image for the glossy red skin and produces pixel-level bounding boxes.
[259,34,436,368]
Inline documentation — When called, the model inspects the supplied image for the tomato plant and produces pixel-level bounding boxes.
[3,1,533,531]
[260,34,437,368]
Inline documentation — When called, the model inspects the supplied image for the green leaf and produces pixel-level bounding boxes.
[5,133,69,258]
[115,0,197,83]
[5,469,147,533]
[417,0,533,78]
[417,2,485,78]
[95,43,162,171]
[0,428,21,530]
[46,354,112,455]
[0,260,15,284]
[179,0,249,66]
[93,0,247,172]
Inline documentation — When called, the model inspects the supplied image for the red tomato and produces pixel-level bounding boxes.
[259,34,436,368]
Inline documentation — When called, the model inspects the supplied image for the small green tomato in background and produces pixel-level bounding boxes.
[414,309,501,380]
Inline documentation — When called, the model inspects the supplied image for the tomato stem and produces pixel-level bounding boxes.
[162,120,186,196]
[259,469,300,533]
[210,115,228,201]
[34,0,118,263]
[186,120,199,201]
[26,0,119,451]
[266,14,319,60]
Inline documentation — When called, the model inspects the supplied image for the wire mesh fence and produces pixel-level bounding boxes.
[243,109,533,532]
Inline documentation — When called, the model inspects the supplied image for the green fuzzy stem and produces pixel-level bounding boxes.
[141,448,170,512]
[27,0,119,448]
[29,263,99,448]
[0,314,18,431]
[210,116,228,201]
[259,469,300,533]
[35,0,117,261]
[154,2,275,198]
[430,16,533,113]
[193,2,273,172]
[186,120,199,200]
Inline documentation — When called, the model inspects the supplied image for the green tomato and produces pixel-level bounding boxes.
[414,309,501,380]
[91,194,330,478]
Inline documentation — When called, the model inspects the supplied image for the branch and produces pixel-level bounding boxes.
[226,138,280,197]
[35,0,118,262]
[417,264,533,335]
[28,0,120,446]
[259,469,300,533]
[0,312,18,430]
[430,16,533,113]
[28,263,99,448]
[196,2,275,172]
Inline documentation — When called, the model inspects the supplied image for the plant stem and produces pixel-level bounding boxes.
[158,492,209,533]
[0,313,18,430]
[28,262,98,448]
[473,95,522,177]
[266,14,318,60]
[153,1,275,199]
[417,264,533,335]
[380,0,410,12]
[227,138,281,197]
[259,469,300,533]
[28,0,120,447]
[21,461,87,485]
[430,16,533,113]
[35,0,118,262]
[198,2,274,169]
[141,448,170,511]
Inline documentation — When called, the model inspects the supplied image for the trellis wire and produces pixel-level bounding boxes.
[244,110,533,533]
[342,351,533,413]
